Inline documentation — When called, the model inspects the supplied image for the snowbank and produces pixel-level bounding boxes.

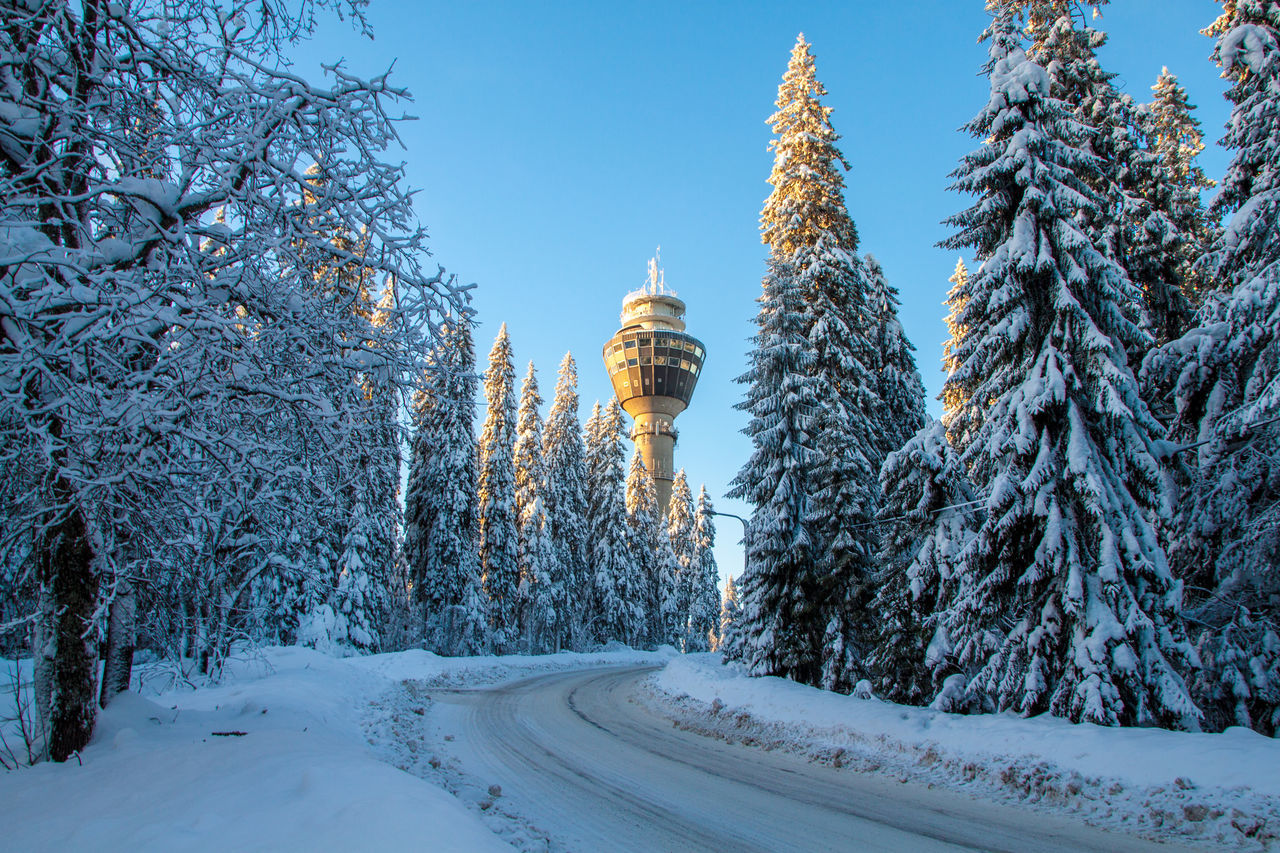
[0,646,666,852]
[647,654,1279,849]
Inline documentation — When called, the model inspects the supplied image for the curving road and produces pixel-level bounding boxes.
[427,665,1188,853]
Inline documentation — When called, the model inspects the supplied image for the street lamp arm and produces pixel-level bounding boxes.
[708,509,749,530]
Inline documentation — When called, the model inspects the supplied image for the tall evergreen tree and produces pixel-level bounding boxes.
[865,253,927,456]
[586,400,634,644]
[478,324,520,653]
[330,500,381,654]
[404,317,486,654]
[1141,67,1216,301]
[688,486,722,653]
[626,452,670,647]
[941,258,974,446]
[356,279,404,643]
[1018,0,1193,345]
[736,34,884,691]
[867,419,979,705]
[514,362,557,653]
[727,251,822,681]
[717,573,742,656]
[937,13,1199,729]
[666,471,698,649]
[543,353,589,651]
[1144,0,1280,734]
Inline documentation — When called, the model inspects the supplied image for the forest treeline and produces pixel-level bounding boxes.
[725,1,1280,738]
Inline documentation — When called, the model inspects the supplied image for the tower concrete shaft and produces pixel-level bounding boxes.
[603,259,705,511]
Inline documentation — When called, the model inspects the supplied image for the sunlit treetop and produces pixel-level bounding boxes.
[759,34,857,258]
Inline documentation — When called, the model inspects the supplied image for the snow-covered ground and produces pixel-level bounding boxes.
[645,654,1280,850]
[0,647,664,852]
[3,647,1275,850]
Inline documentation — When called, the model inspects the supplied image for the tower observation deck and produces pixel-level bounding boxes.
[603,256,706,511]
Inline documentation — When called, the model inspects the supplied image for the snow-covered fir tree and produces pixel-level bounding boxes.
[404,317,487,654]
[626,452,671,647]
[478,325,521,653]
[1143,0,1280,734]
[734,34,885,692]
[543,353,590,650]
[276,173,387,650]
[727,250,822,681]
[804,240,884,694]
[356,279,406,643]
[1191,610,1280,736]
[936,12,1199,729]
[586,400,636,644]
[298,500,381,655]
[1140,67,1216,300]
[717,574,742,655]
[514,362,558,653]
[865,253,927,456]
[666,471,698,649]
[866,419,979,705]
[1018,0,1194,346]
[688,486,722,653]
[1202,0,1280,294]
[941,258,974,445]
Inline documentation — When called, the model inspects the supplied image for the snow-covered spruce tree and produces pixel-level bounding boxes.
[272,170,380,647]
[717,574,742,655]
[936,13,1199,729]
[514,362,558,653]
[626,452,666,647]
[579,402,605,640]
[941,258,974,447]
[404,316,486,655]
[543,353,589,650]
[301,276,403,654]
[688,486,721,653]
[298,500,380,655]
[804,241,885,694]
[866,419,980,705]
[1140,67,1216,300]
[1191,610,1280,735]
[1015,0,1193,347]
[1142,0,1280,733]
[0,0,465,759]
[666,471,697,650]
[732,34,885,691]
[360,280,408,643]
[586,400,635,645]
[865,253,927,456]
[1202,0,1280,294]
[728,251,822,680]
[478,325,521,653]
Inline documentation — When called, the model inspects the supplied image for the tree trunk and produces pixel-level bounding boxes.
[39,505,99,762]
[99,578,136,708]
[31,579,55,757]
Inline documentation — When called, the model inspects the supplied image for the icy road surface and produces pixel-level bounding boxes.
[427,664,1188,853]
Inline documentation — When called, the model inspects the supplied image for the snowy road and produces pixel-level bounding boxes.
[427,665,1188,853]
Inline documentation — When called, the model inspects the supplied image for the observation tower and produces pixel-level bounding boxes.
[603,255,706,511]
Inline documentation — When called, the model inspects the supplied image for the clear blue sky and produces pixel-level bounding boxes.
[291,1,1231,585]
